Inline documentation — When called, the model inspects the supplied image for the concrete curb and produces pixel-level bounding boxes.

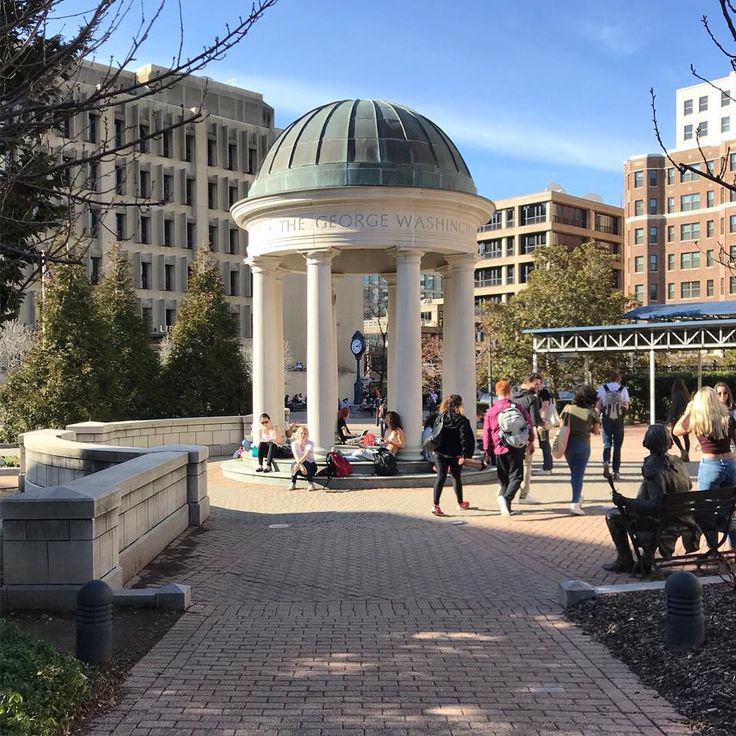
[113,583,191,611]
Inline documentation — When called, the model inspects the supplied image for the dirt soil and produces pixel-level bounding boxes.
[567,583,736,736]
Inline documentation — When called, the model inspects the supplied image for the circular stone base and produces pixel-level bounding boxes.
[222,457,497,490]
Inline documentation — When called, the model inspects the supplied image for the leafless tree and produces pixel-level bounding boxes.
[0,319,35,370]
[0,0,276,318]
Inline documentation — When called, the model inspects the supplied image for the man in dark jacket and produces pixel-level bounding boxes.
[603,424,697,573]
[512,372,544,504]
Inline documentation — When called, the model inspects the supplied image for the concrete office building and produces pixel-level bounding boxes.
[624,72,736,304]
[474,189,624,312]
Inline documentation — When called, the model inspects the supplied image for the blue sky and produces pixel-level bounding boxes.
[55,0,735,205]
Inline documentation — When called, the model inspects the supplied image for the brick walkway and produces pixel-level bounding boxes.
[84,425,694,735]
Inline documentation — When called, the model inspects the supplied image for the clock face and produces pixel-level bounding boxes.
[351,338,363,355]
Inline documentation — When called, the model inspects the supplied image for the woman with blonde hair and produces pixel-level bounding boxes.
[674,386,736,490]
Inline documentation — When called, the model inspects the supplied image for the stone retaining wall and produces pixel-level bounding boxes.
[0,428,210,611]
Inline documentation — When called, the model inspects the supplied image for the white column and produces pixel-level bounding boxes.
[273,270,286,430]
[444,255,477,421]
[307,251,337,457]
[394,250,423,458]
[649,348,656,424]
[332,279,339,406]
[248,257,280,438]
[386,274,397,405]
[440,267,455,398]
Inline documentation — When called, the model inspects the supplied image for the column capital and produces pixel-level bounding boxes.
[245,255,280,274]
[394,249,423,267]
[445,253,478,270]
[304,249,335,266]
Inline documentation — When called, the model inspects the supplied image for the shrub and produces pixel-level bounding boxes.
[0,619,93,735]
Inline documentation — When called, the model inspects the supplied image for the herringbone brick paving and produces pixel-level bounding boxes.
[83,425,695,735]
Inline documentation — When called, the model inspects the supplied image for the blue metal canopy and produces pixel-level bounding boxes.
[622,300,736,320]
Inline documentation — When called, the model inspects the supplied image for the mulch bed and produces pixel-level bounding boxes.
[567,583,736,736]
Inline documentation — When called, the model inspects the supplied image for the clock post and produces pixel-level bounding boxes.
[350,330,366,406]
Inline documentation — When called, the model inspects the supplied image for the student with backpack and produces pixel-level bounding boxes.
[482,380,534,516]
[596,370,630,481]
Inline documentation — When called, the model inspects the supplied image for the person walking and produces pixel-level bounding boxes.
[536,383,556,474]
[560,384,601,515]
[667,378,691,462]
[288,425,318,491]
[597,370,630,481]
[674,386,736,492]
[483,380,534,516]
[254,413,280,473]
[430,394,476,516]
[512,372,544,504]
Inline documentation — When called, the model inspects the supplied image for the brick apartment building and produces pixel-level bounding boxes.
[624,72,736,305]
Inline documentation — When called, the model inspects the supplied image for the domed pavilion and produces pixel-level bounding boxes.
[231,99,495,458]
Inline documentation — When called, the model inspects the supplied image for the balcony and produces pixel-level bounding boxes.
[553,215,586,228]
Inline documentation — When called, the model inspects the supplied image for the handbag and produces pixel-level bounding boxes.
[543,399,561,428]
[551,411,570,459]
[422,413,446,453]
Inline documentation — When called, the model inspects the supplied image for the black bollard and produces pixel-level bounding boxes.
[76,579,113,665]
[665,571,704,652]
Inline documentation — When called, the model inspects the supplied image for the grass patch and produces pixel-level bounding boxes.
[0,618,104,735]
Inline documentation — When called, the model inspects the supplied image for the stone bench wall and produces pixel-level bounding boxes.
[0,429,210,611]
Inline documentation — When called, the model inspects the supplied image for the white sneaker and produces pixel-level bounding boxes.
[307,482,316,491]
[497,496,511,517]
[286,482,296,491]
[518,495,542,504]
[570,502,585,516]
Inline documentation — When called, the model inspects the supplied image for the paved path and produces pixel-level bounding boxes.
[85,425,694,736]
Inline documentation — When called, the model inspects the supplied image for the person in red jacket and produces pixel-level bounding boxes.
[483,379,534,516]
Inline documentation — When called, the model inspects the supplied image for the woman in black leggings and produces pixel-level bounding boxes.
[255,413,280,472]
[431,394,477,516]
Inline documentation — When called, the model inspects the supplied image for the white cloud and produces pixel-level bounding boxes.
[576,19,642,56]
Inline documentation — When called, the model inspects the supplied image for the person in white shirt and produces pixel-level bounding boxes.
[288,425,318,491]
[596,371,630,481]
[254,413,280,473]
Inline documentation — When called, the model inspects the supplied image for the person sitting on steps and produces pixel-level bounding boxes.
[255,413,280,473]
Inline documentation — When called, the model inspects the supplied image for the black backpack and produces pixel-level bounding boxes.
[422,413,446,454]
[373,447,399,476]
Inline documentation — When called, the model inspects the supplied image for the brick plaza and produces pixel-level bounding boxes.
[83,424,693,736]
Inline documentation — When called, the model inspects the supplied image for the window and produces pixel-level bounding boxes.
[723,90,731,107]
[698,121,709,137]
[248,148,258,174]
[649,170,657,186]
[648,198,657,214]
[114,119,124,147]
[506,264,515,284]
[140,262,151,289]
[163,174,174,202]
[116,213,126,240]
[479,239,503,258]
[161,130,172,158]
[707,190,715,208]
[506,237,515,256]
[633,170,644,187]
[668,253,675,270]
[505,207,515,227]
[731,245,736,261]
[185,178,194,205]
[86,113,98,143]
[634,256,644,272]
[207,138,217,167]
[681,281,701,298]
[228,143,237,171]
[208,224,218,251]
[138,124,149,153]
[229,229,239,255]
[484,211,502,231]
[667,167,675,185]
[521,232,546,254]
[228,185,239,206]
[649,254,657,271]
[667,225,674,242]
[668,283,675,300]
[87,162,98,192]
[164,264,175,291]
[649,283,658,301]
[163,219,174,247]
[731,152,736,171]
[684,124,693,141]
[680,193,701,211]
[520,202,546,225]
[185,134,194,162]
[165,308,176,328]
[707,279,715,296]
[681,163,700,181]
[684,99,693,115]
[634,227,644,245]
[634,284,644,301]
[554,203,587,228]
[115,165,125,195]
[139,216,150,244]
[88,208,99,238]
[723,117,731,134]
[699,95,709,112]
[680,252,701,269]
[634,200,644,216]
[595,213,620,234]
[475,266,503,287]
[208,181,217,209]
[680,222,701,240]
[230,270,239,296]
[139,170,150,198]
[731,214,736,233]
[649,226,658,244]
[186,221,195,249]
[732,276,736,294]
[667,196,674,213]
[707,249,715,267]
[61,116,72,138]
[707,220,715,237]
